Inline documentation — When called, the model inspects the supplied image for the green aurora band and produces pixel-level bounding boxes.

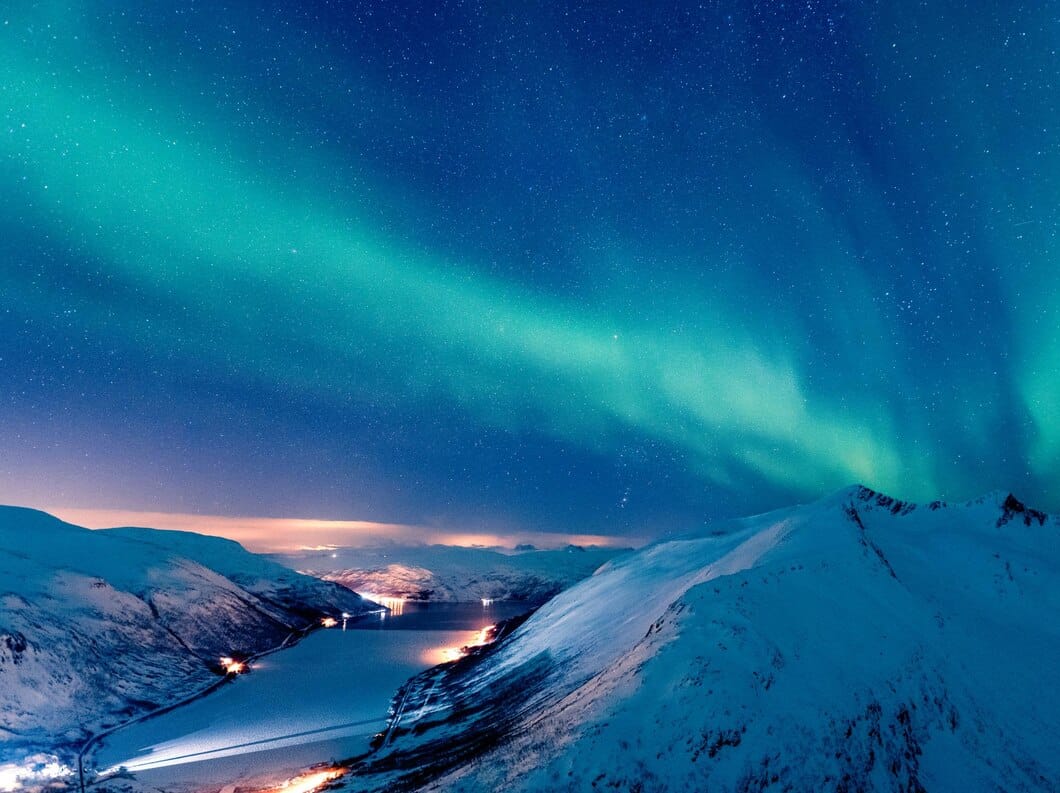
[2,2,1058,517]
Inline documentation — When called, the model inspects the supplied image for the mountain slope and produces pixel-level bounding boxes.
[346,487,1060,793]
[0,507,373,774]
[279,544,628,603]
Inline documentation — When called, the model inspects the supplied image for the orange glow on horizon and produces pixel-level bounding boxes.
[43,506,636,553]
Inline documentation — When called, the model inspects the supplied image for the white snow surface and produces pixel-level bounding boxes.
[350,487,1060,793]
[0,506,372,769]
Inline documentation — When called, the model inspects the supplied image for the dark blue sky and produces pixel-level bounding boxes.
[2,1,1058,541]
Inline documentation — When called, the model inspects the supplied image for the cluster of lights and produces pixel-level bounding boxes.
[439,646,465,663]
[361,593,407,616]
[320,616,338,628]
[219,656,245,675]
[437,624,496,664]
[264,768,345,793]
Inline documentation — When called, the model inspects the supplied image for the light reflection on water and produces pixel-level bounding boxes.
[361,595,406,615]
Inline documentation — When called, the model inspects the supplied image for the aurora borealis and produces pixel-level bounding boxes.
[1,2,1058,540]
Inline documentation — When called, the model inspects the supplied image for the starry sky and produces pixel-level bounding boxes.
[1,1,1058,543]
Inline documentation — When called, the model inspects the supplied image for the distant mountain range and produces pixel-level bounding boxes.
[277,544,629,603]
[342,487,1060,793]
[0,507,373,781]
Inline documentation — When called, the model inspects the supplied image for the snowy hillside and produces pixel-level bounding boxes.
[0,507,373,782]
[277,544,627,603]
[344,487,1060,793]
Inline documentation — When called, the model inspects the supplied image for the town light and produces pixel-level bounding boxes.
[267,767,345,793]
[434,624,497,665]
[440,647,464,663]
[219,656,245,675]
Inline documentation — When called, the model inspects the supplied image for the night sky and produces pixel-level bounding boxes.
[2,1,1058,543]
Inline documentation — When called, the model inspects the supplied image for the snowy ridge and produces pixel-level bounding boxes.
[0,507,374,777]
[344,486,1060,793]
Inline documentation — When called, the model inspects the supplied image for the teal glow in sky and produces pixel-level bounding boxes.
[1,1,1058,538]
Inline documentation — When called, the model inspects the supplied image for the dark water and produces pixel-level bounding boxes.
[349,600,537,631]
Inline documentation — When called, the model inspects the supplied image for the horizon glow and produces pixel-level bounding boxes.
[46,507,634,553]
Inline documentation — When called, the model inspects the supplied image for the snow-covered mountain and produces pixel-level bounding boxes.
[344,487,1060,793]
[278,544,628,603]
[0,506,374,781]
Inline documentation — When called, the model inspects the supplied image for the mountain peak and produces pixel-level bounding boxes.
[827,484,919,517]
[828,486,1053,527]
[998,492,1048,528]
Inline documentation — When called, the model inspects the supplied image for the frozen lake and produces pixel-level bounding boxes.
[94,601,534,792]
